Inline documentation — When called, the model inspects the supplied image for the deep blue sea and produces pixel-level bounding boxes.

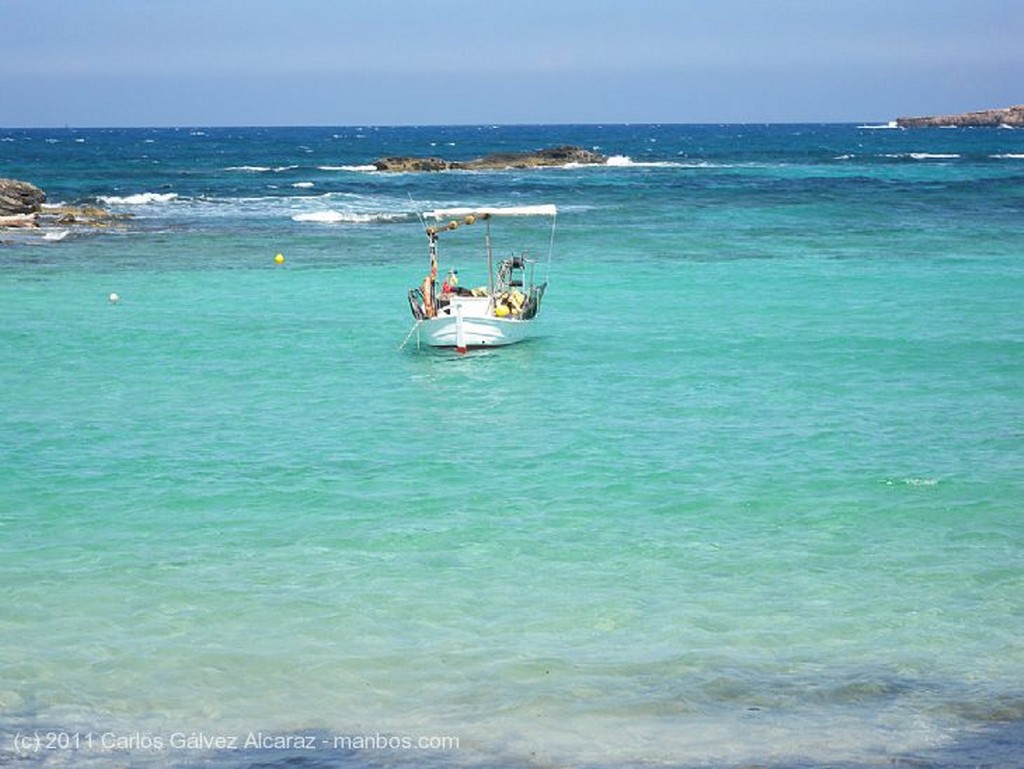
[2,123,1024,768]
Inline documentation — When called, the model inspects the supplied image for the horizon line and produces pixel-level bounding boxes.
[3,119,904,131]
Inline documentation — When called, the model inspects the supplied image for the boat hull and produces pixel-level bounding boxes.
[417,314,536,349]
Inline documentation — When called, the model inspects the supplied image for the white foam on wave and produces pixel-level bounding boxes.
[885,477,940,487]
[98,192,179,205]
[992,153,1024,159]
[292,210,408,224]
[606,155,634,166]
[882,153,961,161]
[318,164,378,172]
[42,229,71,241]
[604,155,710,169]
[225,165,299,173]
[292,211,349,223]
[291,182,315,188]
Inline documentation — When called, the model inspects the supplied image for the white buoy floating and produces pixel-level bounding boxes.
[108,292,120,304]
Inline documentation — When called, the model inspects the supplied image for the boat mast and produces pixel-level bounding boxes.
[424,227,439,317]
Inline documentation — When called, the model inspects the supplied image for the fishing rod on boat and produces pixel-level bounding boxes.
[408,192,428,234]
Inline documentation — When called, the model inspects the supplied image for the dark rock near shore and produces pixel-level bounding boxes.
[468,145,608,169]
[0,178,46,215]
[896,105,1024,128]
[0,178,127,234]
[374,145,607,172]
[374,156,457,172]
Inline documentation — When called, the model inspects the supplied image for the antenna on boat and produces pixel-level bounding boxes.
[408,193,439,320]
[409,193,428,233]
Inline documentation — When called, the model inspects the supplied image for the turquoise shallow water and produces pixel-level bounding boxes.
[2,124,1024,767]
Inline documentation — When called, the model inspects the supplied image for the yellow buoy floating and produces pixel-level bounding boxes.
[274,253,285,265]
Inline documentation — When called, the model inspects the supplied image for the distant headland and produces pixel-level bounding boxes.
[896,105,1024,128]
[373,145,606,172]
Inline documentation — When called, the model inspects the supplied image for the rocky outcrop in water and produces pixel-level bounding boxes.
[374,145,607,172]
[42,204,127,227]
[896,105,1024,128]
[0,178,46,215]
[0,178,125,232]
[375,156,456,172]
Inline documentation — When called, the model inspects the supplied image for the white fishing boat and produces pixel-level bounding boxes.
[405,204,556,352]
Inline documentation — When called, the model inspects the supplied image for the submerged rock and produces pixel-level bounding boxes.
[0,178,46,215]
[374,145,607,172]
[896,105,1024,128]
[40,203,128,228]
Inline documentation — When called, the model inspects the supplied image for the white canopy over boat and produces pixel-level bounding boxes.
[426,204,558,220]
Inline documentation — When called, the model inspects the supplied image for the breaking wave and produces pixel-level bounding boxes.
[292,210,410,224]
[225,165,299,173]
[318,164,378,172]
[97,192,178,205]
[604,155,696,168]
[883,153,961,161]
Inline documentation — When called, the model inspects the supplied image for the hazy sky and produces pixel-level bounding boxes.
[2,0,1021,127]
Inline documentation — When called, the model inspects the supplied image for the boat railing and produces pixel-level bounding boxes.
[408,287,427,320]
[520,282,546,320]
